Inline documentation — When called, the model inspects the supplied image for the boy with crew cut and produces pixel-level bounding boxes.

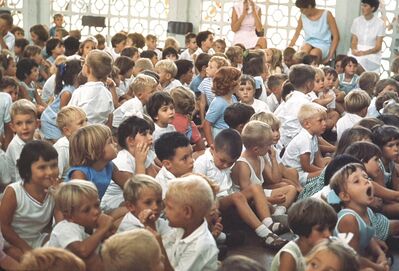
[194,129,288,249]
[274,64,315,155]
[189,53,211,94]
[155,59,182,92]
[6,99,39,183]
[154,132,194,198]
[282,103,330,185]
[194,30,215,57]
[180,32,197,61]
[266,74,288,112]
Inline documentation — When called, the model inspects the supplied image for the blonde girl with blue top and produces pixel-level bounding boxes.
[328,163,389,271]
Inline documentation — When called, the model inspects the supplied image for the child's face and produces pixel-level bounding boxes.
[30,157,59,188]
[137,87,157,105]
[165,54,177,61]
[202,34,214,51]
[70,196,101,229]
[3,85,18,102]
[206,60,218,78]
[306,249,341,271]
[237,81,255,104]
[129,187,163,219]
[115,40,127,53]
[132,52,140,62]
[324,74,336,89]
[30,31,39,44]
[102,138,118,162]
[28,66,40,82]
[14,30,24,39]
[14,46,22,55]
[272,129,280,145]
[126,37,133,47]
[344,62,357,76]
[11,113,38,142]
[284,55,293,68]
[380,84,398,96]
[151,55,158,66]
[164,194,186,228]
[306,225,332,247]
[213,42,225,54]
[180,69,194,85]
[165,145,194,177]
[146,38,157,50]
[64,116,87,137]
[82,41,96,58]
[55,30,63,40]
[313,74,325,93]
[134,131,153,147]
[32,53,43,65]
[364,155,381,179]
[6,58,16,76]
[265,49,273,63]
[156,68,171,85]
[335,60,343,74]
[186,38,197,51]
[382,139,399,161]
[306,114,327,136]
[156,103,175,126]
[210,148,236,170]
[53,43,65,56]
[54,16,64,27]
[343,168,374,206]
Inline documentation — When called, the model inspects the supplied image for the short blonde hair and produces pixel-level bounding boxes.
[123,174,162,203]
[127,74,158,96]
[297,103,327,126]
[250,112,280,131]
[163,36,180,51]
[155,59,177,77]
[209,55,230,69]
[55,179,98,217]
[101,229,162,271]
[134,58,153,71]
[167,175,214,218]
[20,247,85,271]
[10,98,37,120]
[170,86,196,115]
[69,124,112,166]
[241,120,273,149]
[56,106,86,130]
[344,89,371,114]
[313,67,325,79]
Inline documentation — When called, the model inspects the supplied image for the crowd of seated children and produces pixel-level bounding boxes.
[3,8,399,271]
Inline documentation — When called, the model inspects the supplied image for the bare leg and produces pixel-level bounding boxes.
[309,48,323,64]
[256,37,267,49]
[300,43,313,54]
[241,184,272,221]
[382,202,399,218]
[270,185,297,208]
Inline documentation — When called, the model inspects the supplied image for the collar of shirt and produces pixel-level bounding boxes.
[178,219,209,244]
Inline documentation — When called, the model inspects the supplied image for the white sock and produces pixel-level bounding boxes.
[273,205,287,216]
[262,217,273,227]
[255,224,272,238]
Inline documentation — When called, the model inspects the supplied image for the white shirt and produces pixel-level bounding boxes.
[117,212,171,236]
[1,32,15,52]
[246,99,270,114]
[47,220,89,249]
[6,134,25,183]
[193,47,215,58]
[275,91,311,151]
[266,93,280,113]
[68,81,114,125]
[155,166,176,199]
[41,74,56,104]
[53,136,69,180]
[163,79,182,93]
[0,92,11,135]
[163,220,218,271]
[282,128,318,185]
[153,123,176,144]
[336,113,363,141]
[101,149,154,212]
[179,49,194,61]
[193,149,233,197]
[112,96,143,128]
[307,91,318,102]
[0,149,11,185]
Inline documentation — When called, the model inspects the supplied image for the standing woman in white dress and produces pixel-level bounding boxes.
[350,0,385,73]
[231,0,267,49]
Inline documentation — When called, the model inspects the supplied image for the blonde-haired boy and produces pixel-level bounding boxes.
[20,247,85,271]
[112,74,158,128]
[101,229,164,271]
[282,103,330,185]
[117,175,170,235]
[336,89,371,140]
[160,174,218,271]
[54,106,87,180]
[132,58,154,76]
[155,59,182,92]
[6,99,39,183]
[232,120,297,216]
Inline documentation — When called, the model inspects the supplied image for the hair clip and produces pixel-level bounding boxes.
[243,49,249,59]
[326,189,341,204]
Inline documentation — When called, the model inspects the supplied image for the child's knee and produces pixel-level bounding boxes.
[231,192,246,204]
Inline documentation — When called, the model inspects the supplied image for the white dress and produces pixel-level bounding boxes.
[232,3,261,49]
[349,15,385,72]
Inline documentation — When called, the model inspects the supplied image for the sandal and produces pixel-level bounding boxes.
[263,232,288,250]
[268,221,290,235]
